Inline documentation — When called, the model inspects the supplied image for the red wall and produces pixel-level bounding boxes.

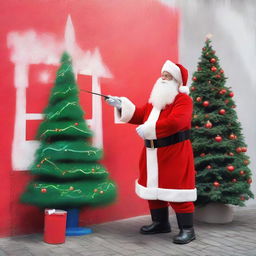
[0,0,179,237]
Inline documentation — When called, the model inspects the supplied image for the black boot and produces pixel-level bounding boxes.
[173,213,196,244]
[140,207,171,234]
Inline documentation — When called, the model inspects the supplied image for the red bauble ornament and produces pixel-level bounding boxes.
[236,147,242,153]
[247,178,252,184]
[212,50,216,54]
[197,67,202,71]
[219,109,226,115]
[215,74,221,78]
[229,152,234,156]
[244,160,249,165]
[203,101,209,107]
[202,47,206,51]
[239,170,245,175]
[241,147,247,152]
[37,164,41,168]
[229,92,234,97]
[190,86,196,91]
[211,66,217,72]
[229,134,236,140]
[205,120,213,129]
[232,105,236,108]
[195,125,200,129]
[205,114,209,118]
[206,165,212,169]
[225,99,229,104]
[232,178,237,183]
[215,135,222,142]
[213,181,220,187]
[192,76,197,81]
[41,188,47,193]
[219,89,227,95]
[240,196,245,201]
[220,69,224,73]
[74,123,79,126]
[210,58,216,63]
[196,97,202,102]
[200,153,206,157]
[227,165,235,172]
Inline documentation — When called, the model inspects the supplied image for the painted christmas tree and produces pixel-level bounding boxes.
[190,38,253,207]
[21,52,116,209]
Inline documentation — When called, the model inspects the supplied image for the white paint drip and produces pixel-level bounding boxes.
[9,15,112,170]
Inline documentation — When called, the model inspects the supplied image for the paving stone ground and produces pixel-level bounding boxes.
[1,205,256,256]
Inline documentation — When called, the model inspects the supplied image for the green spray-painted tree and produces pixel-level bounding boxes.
[21,52,116,208]
[190,38,253,206]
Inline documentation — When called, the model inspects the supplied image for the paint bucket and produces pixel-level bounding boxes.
[44,209,67,244]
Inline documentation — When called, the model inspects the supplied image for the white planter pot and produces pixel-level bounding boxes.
[195,203,234,224]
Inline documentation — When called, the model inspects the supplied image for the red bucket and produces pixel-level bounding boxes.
[44,209,67,244]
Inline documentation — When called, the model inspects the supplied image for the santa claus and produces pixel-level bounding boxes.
[106,60,196,244]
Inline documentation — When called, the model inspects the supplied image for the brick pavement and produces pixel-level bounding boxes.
[0,205,256,256]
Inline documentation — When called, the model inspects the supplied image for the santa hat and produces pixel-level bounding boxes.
[161,60,189,94]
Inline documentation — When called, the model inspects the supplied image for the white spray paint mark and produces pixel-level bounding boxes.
[9,15,112,171]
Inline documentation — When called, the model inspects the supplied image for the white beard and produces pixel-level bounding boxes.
[148,78,179,110]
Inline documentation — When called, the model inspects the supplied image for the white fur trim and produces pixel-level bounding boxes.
[179,86,189,95]
[115,97,136,123]
[161,60,182,84]
[135,180,197,202]
[143,107,160,139]
[146,148,158,188]
[144,107,161,188]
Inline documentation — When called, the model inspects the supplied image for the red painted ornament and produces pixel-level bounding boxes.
[232,178,237,183]
[227,165,235,172]
[203,101,209,107]
[197,67,202,71]
[41,188,47,193]
[213,181,220,187]
[196,97,202,102]
[229,92,234,97]
[211,66,217,72]
[195,126,200,129]
[212,50,216,54]
[215,74,221,78]
[229,134,236,140]
[220,69,224,73]
[192,76,197,81]
[229,152,234,156]
[190,86,196,91]
[219,89,227,95]
[225,99,229,104]
[200,153,206,157]
[206,165,212,169]
[236,147,242,153]
[219,109,226,115]
[215,135,222,142]
[210,58,216,63]
[232,105,236,108]
[240,196,245,201]
[241,147,247,152]
[202,47,206,51]
[239,170,245,175]
[247,178,252,184]
[74,123,79,126]
[205,120,213,129]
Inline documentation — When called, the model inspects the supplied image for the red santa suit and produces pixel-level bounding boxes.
[115,62,197,212]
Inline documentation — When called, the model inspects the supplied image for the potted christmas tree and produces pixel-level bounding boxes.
[190,37,253,223]
[21,52,117,235]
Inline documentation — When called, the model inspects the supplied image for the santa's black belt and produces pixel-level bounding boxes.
[144,130,190,149]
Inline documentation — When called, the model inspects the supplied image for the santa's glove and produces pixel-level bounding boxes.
[136,125,146,139]
[136,123,155,140]
[105,96,122,109]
